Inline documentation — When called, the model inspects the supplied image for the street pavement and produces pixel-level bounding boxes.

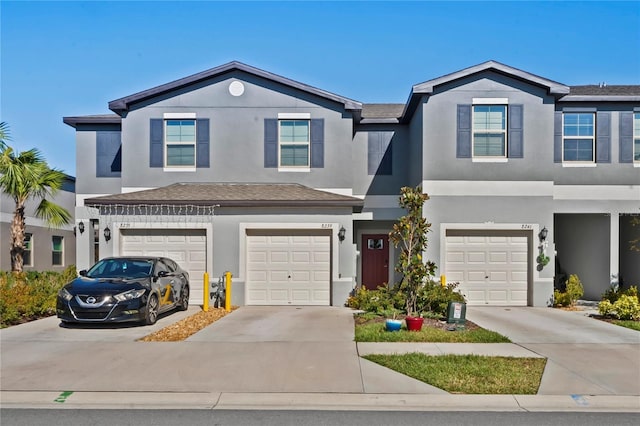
[1,305,638,411]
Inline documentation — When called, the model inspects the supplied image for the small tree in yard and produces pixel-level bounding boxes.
[0,125,71,273]
[389,186,436,316]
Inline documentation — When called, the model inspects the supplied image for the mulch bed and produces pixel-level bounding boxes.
[354,314,481,331]
[138,308,233,342]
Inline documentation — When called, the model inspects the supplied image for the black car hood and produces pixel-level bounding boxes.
[64,276,150,295]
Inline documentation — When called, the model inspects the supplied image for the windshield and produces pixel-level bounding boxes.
[86,259,154,279]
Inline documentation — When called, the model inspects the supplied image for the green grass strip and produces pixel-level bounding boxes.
[364,353,546,394]
[612,320,640,331]
[355,322,510,343]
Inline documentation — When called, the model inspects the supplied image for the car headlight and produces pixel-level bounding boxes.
[113,289,146,302]
[59,288,73,302]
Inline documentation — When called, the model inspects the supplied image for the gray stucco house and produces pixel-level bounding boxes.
[1,176,76,272]
[64,60,639,307]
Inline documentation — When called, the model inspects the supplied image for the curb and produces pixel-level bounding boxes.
[2,391,639,412]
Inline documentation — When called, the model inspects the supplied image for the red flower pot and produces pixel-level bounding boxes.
[405,316,424,331]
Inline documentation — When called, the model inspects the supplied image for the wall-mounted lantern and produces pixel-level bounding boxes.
[338,226,346,242]
[78,221,85,234]
[538,226,548,243]
[104,226,111,242]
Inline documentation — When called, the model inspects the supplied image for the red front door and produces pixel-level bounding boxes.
[361,234,390,290]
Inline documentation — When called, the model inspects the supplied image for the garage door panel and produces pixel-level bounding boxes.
[121,229,206,305]
[246,232,330,306]
[446,232,529,306]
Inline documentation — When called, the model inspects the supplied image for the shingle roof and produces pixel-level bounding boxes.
[361,104,405,119]
[569,85,640,96]
[63,114,121,128]
[84,183,364,211]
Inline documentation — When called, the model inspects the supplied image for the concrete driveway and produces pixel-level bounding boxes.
[466,306,640,395]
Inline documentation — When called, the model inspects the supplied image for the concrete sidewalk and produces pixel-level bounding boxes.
[1,306,639,412]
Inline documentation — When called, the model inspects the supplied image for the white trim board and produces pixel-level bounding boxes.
[422,180,554,197]
[554,185,640,201]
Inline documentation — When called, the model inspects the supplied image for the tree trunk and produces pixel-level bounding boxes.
[10,203,25,273]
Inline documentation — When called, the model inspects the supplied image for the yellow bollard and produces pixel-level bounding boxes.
[224,271,232,312]
[440,274,446,288]
[203,272,209,312]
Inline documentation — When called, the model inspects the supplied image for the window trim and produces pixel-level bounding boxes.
[562,112,595,164]
[278,119,311,169]
[52,235,64,267]
[634,113,640,164]
[471,104,508,160]
[163,117,197,168]
[23,233,33,267]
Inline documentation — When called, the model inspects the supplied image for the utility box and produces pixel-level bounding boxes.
[446,301,467,324]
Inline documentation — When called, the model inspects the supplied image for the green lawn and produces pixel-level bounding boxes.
[612,320,640,331]
[364,353,546,394]
[355,321,510,343]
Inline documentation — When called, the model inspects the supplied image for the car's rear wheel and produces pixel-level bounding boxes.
[145,294,159,325]
[178,285,189,311]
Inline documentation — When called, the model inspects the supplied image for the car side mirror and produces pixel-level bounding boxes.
[157,270,168,278]
[79,270,88,277]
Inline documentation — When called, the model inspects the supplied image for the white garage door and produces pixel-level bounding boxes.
[120,229,207,305]
[445,231,529,306]
[246,230,330,305]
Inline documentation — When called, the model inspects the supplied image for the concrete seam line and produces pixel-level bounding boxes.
[512,394,530,412]
[210,391,222,410]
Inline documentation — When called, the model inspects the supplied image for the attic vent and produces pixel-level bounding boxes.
[229,81,245,96]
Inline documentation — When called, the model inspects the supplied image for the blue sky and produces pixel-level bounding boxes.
[1,1,639,176]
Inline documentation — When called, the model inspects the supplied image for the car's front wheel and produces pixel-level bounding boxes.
[178,285,189,311]
[145,294,159,325]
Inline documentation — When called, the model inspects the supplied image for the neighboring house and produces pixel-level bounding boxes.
[64,61,639,307]
[0,176,76,272]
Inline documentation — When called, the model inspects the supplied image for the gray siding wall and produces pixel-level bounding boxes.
[119,71,354,190]
[352,124,409,196]
[75,124,122,196]
[408,102,424,187]
[421,71,556,181]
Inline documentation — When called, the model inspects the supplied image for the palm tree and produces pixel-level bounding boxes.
[0,121,9,149]
[0,128,71,272]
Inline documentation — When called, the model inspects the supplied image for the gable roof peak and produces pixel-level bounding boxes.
[108,60,361,114]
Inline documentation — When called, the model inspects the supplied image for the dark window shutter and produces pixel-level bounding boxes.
[457,105,472,158]
[96,131,121,177]
[264,119,278,168]
[619,112,634,163]
[554,112,562,163]
[196,118,210,168]
[368,131,393,175]
[310,119,324,168]
[150,119,164,167]
[596,111,611,163]
[507,104,524,158]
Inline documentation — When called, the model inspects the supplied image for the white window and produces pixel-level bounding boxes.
[165,120,196,167]
[634,113,640,162]
[563,113,595,162]
[52,236,64,266]
[279,120,310,167]
[473,105,507,157]
[23,233,33,266]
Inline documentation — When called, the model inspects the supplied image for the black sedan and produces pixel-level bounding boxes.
[57,256,190,325]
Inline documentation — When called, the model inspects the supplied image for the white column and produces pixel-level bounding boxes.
[610,212,620,285]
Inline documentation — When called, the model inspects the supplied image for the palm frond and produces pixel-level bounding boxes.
[35,199,72,227]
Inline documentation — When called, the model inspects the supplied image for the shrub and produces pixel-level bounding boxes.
[346,284,404,316]
[598,295,640,320]
[416,280,465,316]
[0,266,77,328]
[554,274,583,307]
[602,284,638,304]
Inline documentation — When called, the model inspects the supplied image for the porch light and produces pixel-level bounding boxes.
[78,221,85,234]
[538,226,548,242]
[104,226,111,242]
[338,226,346,242]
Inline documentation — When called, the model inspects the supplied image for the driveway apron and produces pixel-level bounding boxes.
[466,306,640,395]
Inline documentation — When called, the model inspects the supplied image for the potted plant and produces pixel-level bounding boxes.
[389,186,436,332]
[385,310,403,331]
